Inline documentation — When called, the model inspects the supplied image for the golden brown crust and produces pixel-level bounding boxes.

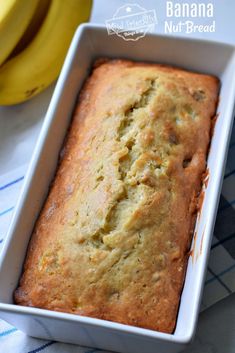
[14,59,219,333]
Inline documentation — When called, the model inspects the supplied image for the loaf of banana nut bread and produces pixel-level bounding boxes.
[14,59,219,333]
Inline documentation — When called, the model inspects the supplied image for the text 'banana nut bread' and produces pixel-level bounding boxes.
[14,59,219,333]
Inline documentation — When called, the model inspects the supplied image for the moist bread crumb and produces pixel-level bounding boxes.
[14,59,219,333]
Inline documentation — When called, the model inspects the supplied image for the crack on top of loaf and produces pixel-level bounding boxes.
[117,78,157,141]
[83,77,174,252]
[94,78,160,244]
[125,78,157,116]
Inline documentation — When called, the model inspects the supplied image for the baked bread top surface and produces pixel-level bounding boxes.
[15,60,219,333]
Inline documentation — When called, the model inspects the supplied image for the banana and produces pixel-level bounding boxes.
[10,0,52,58]
[0,0,40,66]
[0,0,92,105]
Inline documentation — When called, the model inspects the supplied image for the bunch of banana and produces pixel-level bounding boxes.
[0,0,92,105]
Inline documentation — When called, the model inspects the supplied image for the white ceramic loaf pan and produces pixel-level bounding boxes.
[0,24,235,353]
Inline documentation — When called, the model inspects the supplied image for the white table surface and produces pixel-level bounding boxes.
[0,1,234,352]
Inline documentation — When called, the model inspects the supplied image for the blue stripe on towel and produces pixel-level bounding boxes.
[28,341,55,353]
[27,342,101,353]
[208,267,232,294]
[224,169,235,179]
[211,232,235,249]
[206,263,235,285]
[0,328,17,337]
[0,176,24,191]
[0,207,14,217]
[27,343,102,353]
